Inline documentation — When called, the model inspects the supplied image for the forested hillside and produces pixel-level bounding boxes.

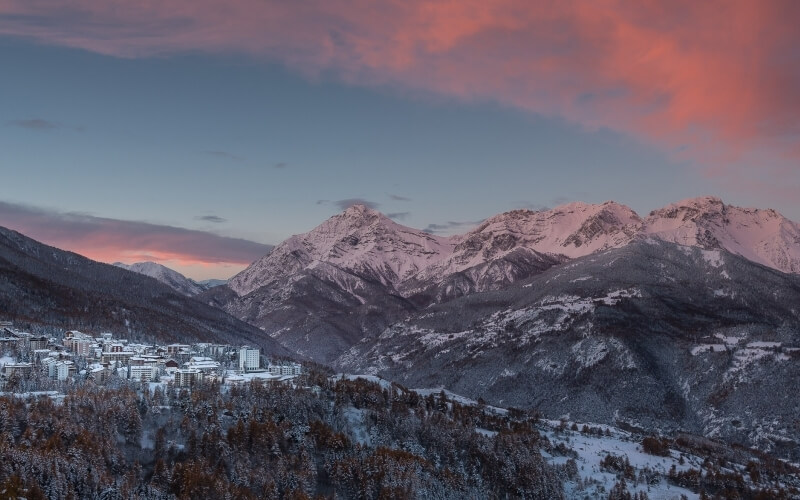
[0,373,564,499]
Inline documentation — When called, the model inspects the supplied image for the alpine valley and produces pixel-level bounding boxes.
[198,196,800,458]
[3,195,800,462]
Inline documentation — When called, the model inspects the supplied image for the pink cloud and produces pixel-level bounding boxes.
[0,201,272,267]
[1,1,798,194]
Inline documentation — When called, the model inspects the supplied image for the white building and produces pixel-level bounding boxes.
[239,346,260,372]
[2,362,34,378]
[43,357,75,380]
[185,356,220,373]
[55,360,74,381]
[129,365,159,381]
[175,368,202,388]
[42,358,58,378]
[268,362,302,376]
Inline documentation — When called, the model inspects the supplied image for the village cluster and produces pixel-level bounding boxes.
[0,320,302,391]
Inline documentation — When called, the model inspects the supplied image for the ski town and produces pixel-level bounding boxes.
[0,320,302,392]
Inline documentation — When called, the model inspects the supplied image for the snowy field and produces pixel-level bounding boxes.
[541,420,699,499]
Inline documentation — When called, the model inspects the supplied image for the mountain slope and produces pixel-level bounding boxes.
[114,261,205,296]
[336,239,800,456]
[0,226,293,356]
[645,195,800,274]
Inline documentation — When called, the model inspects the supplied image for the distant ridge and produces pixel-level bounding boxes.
[113,261,205,296]
[113,261,228,296]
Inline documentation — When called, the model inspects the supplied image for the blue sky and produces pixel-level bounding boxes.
[1,2,797,279]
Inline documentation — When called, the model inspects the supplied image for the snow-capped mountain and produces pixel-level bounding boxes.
[226,197,800,305]
[228,204,455,297]
[206,196,800,363]
[404,201,643,299]
[214,205,454,361]
[644,195,800,274]
[459,201,643,261]
[114,261,206,296]
[229,201,645,300]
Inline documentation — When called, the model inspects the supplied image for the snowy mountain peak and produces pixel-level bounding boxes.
[330,203,388,227]
[647,195,726,221]
[113,261,205,296]
[228,197,800,301]
[406,202,643,296]
[228,206,455,297]
[341,203,382,217]
[467,201,642,259]
[645,197,800,274]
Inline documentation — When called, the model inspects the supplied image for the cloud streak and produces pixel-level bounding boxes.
[1,1,799,194]
[423,219,484,235]
[0,201,271,266]
[204,150,242,161]
[195,215,226,223]
[9,118,60,130]
[317,198,380,210]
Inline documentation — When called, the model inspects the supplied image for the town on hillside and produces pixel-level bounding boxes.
[0,320,302,393]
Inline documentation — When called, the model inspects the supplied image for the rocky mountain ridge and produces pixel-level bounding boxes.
[205,196,800,362]
[232,196,800,302]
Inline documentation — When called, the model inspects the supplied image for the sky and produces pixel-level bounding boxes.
[1,1,798,280]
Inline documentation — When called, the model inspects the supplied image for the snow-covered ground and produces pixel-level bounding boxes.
[0,390,65,404]
[541,420,699,499]
[332,374,798,499]
[224,370,296,383]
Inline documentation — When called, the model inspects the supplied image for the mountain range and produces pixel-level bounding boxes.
[2,195,799,455]
[194,196,800,455]
[202,196,800,361]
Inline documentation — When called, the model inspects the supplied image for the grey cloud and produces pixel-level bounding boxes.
[195,215,227,223]
[205,150,243,161]
[318,198,380,210]
[423,219,484,235]
[9,118,60,130]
